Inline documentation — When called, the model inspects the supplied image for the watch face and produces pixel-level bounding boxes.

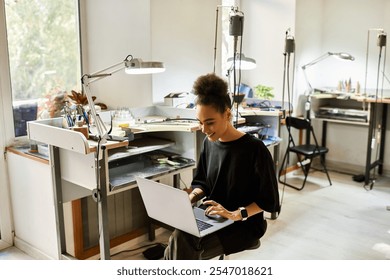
[240,207,248,218]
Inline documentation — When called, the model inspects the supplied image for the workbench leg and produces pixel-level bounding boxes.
[378,103,387,175]
[321,120,328,162]
[96,147,111,260]
[148,218,156,241]
[173,173,180,188]
[50,146,67,259]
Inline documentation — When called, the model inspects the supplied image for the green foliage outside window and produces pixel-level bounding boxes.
[5,0,80,120]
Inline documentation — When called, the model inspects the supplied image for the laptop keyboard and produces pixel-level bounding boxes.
[196,219,213,231]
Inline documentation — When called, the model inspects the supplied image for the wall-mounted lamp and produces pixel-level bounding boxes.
[81,54,165,142]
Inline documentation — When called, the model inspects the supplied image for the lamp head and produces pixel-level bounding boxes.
[227,53,256,70]
[329,52,355,61]
[124,55,165,74]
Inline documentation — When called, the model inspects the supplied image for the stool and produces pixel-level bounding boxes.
[218,239,261,260]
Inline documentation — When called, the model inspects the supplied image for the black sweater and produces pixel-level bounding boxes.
[192,133,280,255]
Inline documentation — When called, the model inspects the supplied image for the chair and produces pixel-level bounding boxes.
[218,239,260,260]
[278,116,332,190]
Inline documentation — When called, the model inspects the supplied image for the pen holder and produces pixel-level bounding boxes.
[72,120,89,139]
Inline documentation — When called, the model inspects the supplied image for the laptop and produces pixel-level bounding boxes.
[136,176,234,238]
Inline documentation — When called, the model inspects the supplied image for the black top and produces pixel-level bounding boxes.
[192,133,280,255]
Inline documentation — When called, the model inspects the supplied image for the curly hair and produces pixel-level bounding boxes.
[192,73,231,114]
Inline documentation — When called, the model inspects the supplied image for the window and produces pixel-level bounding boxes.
[4,0,81,136]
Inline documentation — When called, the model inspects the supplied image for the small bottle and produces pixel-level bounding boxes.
[356,81,360,94]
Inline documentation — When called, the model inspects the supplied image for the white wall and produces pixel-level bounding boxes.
[150,0,296,104]
[83,0,296,106]
[151,0,221,104]
[240,0,296,101]
[82,0,154,109]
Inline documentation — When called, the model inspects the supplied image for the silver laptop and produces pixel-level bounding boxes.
[136,176,233,238]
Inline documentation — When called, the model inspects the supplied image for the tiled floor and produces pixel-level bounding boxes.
[1,170,390,260]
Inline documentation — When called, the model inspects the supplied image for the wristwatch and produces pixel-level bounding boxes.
[239,207,248,221]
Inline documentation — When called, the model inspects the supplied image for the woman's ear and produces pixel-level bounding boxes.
[226,108,232,121]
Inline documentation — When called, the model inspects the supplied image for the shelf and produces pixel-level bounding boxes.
[129,121,200,132]
[108,150,195,191]
[107,136,175,162]
[313,117,369,126]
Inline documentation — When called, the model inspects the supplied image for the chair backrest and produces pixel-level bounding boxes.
[285,116,311,130]
[285,116,322,147]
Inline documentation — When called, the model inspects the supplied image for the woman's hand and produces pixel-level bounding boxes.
[202,200,264,221]
[202,200,242,221]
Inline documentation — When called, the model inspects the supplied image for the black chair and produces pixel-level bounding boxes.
[278,116,332,190]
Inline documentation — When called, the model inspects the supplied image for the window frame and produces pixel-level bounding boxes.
[0,0,15,250]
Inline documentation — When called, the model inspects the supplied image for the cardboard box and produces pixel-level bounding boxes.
[164,92,189,107]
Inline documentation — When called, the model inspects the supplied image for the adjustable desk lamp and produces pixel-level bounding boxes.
[80,54,164,259]
[301,52,354,143]
[81,54,165,143]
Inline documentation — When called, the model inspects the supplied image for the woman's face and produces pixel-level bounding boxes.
[196,104,230,142]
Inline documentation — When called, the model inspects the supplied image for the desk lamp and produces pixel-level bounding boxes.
[301,51,354,143]
[80,54,164,260]
[81,54,165,143]
[301,52,354,116]
[302,52,355,95]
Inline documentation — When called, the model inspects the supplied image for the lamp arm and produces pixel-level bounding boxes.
[85,60,126,84]
[81,79,109,142]
[302,67,313,92]
[301,52,331,70]
[80,55,133,142]
[301,52,332,93]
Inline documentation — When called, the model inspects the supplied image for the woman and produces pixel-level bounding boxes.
[164,73,280,260]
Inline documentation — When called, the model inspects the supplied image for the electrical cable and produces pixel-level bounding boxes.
[279,29,295,216]
[213,7,219,74]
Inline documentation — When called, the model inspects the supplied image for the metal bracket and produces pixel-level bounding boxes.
[92,188,101,202]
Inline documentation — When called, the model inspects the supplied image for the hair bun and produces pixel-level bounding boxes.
[193,73,231,113]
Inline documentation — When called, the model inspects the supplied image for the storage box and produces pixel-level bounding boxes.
[164,92,189,107]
